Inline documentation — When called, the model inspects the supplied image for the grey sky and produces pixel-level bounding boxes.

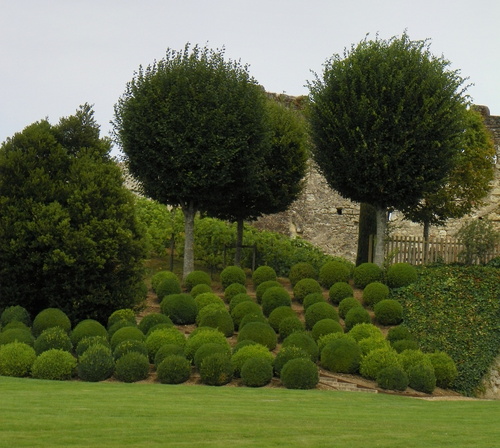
[1,0,499,155]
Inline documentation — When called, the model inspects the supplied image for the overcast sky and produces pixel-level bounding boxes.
[2,0,499,155]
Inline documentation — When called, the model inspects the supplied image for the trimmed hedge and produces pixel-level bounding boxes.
[320,337,361,373]
[359,348,401,380]
[303,293,326,310]
[304,302,339,330]
[193,343,232,370]
[0,328,35,347]
[229,293,253,313]
[0,305,31,327]
[362,282,390,308]
[280,358,319,390]
[184,328,230,362]
[374,299,403,326]
[31,349,76,380]
[32,308,71,337]
[239,313,267,330]
[278,316,304,341]
[183,270,211,292]
[220,266,246,290]
[154,344,186,368]
[75,336,110,357]
[311,319,343,342]
[261,287,291,317]
[353,263,382,288]
[224,283,247,303]
[319,261,350,288]
[281,332,319,362]
[151,271,179,293]
[157,355,191,384]
[408,363,436,394]
[428,351,458,389]
[255,281,282,304]
[160,294,198,325]
[77,344,115,382]
[71,319,108,346]
[328,282,354,305]
[230,301,262,330]
[138,313,173,335]
[268,306,296,332]
[377,366,409,391]
[237,322,277,350]
[155,277,182,300]
[293,278,322,303]
[110,326,145,351]
[34,327,73,355]
[145,328,186,362]
[113,339,148,361]
[241,357,273,387]
[107,309,136,330]
[114,351,150,383]
[200,353,233,386]
[288,262,317,287]
[273,346,310,377]
[190,283,212,298]
[348,323,384,342]
[338,297,362,320]
[0,342,36,377]
[198,308,234,337]
[344,307,371,331]
[231,344,273,378]
[386,263,418,289]
[252,266,277,288]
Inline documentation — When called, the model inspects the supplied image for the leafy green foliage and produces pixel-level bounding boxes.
[110,326,145,351]
[376,366,409,391]
[280,358,319,390]
[362,282,390,308]
[190,283,212,298]
[154,344,186,368]
[77,344,115,382]
[273,346,310,377]
[231,344,273,378]
[108,320,136,339]
[200,352,233,386]
[360,348,401,380]
[303,293,326,310]
[198,308,234,337]
[281,332,319,362]
[311,319,343,342]
[457,219,500,265]
[386,263,418,289]
[344,307,372,331]
[183,271,212,292]
[184,328,230,362]
[255,281,282,304]
[338,296,362,320]
[32,308,71,337]
[70,319,108,346]
[107,309,136,330]
[138,313,173,335]
[252,266,277,288]
[193,343,231,370]
[319,261,351,288]
[160,293,198,325]
[114,352,150,383]
[0,328,35,347]
[0,306,31,327]
[31,349,76,381]
[237,322,277,350]
[374,299,403,326]
[228,293,253,313]
[261,287,291,317]
[353,263,383,288]
[145,328,186,362]
[34,327,73,355]
[428,351,458,389]
[220,266,246,290]
[348,323,384,342]
[328,282,354,305]
[75,336,110,357]
[157,355,191,385]
[230,301,262,330]
[0,342,36,377]
[224,283,247,303]
[288,262,317,287]
[155,278,182,300]
[112,339,148,361]
[267,306,296,332]
[320,337,361,373]
[293,278,322,303]
[194,293,225,313]
[241,357,273,387]
[304,302,339,330]
[408,363,436,394]
[278,316,304,341]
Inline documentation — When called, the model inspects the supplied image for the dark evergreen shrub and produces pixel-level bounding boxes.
[255,280,282,304]
[190,283,212,298]
[353,263,383,288]
[229,293,253,313]
[70,319,108,346]
[220,266,246,290]
[288,262,317,287]
[138,313,173,335]
[183,270,211,292]
[195,293,225,314]
[485,256,500,268]
[231,343,273,378]
[193,343,232,370]
[241,357,273,387]
[387,325,414,344]
[261,287,291,317]
[237,322,277,350]
[386,263,418,288]
[224,283,247,303]
[338,297,362,320]
[268,306,296,332]
[360,348,401,380]
[200,352,233,386]
[392,339,420,353]
[304,302,339,330]
[184,328,230,362]
[154,344,186,368]
[280,358,319,389]
[230,301,262,330]
[311,319,343,342]
[362,282,390,308]
[107,308,136,330]
[278,316,304,341]
[344,307,371,331]
[408,363,436,393]
[31,349,76,381]
[113,339,148,360]
[160,293,198,325]
[34,327,73,355]
[108,320,136,339]
[293,278,322,303]
[196,303,226,326]
[320,337,361,373]
[156,277,182,300]
[0,305,31,327]
[157,355,192,384]
[114,351,150,383]
[376,365,409,391]
[347,323,383,342]
[0,341,36,377]
[75,336,111,357]
[110,326,145,351]
[151,271,179,293]
[329,282,354,305]
[0,328,34,347]
[428,351,458,389]
[303,293,326,310]
[198,308,234,337]
[1,321,30,332]
[77,344,115,382]
[281,332,319,362]
[273,346,310,377]
[239,313,267,330]
[374,299,403,326]
[145,328,186,362]
[32,308,71,337]
[319,261,350,288]
[252,266,277,288]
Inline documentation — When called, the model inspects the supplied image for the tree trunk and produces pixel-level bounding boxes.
[181,201,196,280]
[423,221,431,264]
[234,219,244,266]
[373,206,387,267]
[356,203,377,266]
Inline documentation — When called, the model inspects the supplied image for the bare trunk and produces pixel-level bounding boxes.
[234,219,244,267]
[373,207,387,267]
[181,201,196,280]
[423,221,430,264]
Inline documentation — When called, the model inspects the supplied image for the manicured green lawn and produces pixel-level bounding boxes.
[0,376,498,448]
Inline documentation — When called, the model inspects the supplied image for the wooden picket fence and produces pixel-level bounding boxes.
[372,235,500,265]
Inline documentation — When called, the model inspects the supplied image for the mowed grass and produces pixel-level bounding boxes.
[0,377,498,448]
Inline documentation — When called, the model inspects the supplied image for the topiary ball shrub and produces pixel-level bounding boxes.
[107,320,136,339]
[107,309,136,330]
[353,263,383,288]
[303,293,326,310]
[151,271,179,293]
[362,282,390,308]
[386,325,414,344]
[113,339,148,361]
[408,363,436,394]
[195,293,225,313]
[70,319,108,346]
[376,365,409,391]
[320,337,361,374]
[255,281,283,304]
[268,306,296,332]
[359,348,401,380]
[374,299,403,326]
[31,349,76,381]
[183,270,211,292]
[261,287,291,317]
[319,261,350,288]
[110,326,145,351]
[273,346,310,377]
[358,336,390,357]
[224,283,247,303]
[229,293,253,313]
[220,266,246,290]
[145,328,186,362]
[338,297,363,320]
[318,333,355,353]
[77,344,115,382]
[154,344,186,368]
[386,263,418,289]
[190,283,212,298]
[0,305,31,327]
[241,357,273,387]
[231,343,274,378]
[252,266,277,289]
[157,355,192,384]
[138,313,173,335]
[184,328,230,362]
[281,332,319,362]
[196,303,226,326]
[293,278,322,303]
[114,351,150,383]
[392,339,420,353]
[34,327,73,355]
[280,358,319,390]
[311,319,343,342]
[288,262,317,287]
[304,302,339,330]
[230,301,262,330]
[198,308,234,337]
[32,308,71,337]
[398,349,433,375]
[344,307,372,331]
[328,282,354,306]
[232,340,258,354]
[347,323,384,342]
[428,351,458,389]
[75,336,111,357]
[0,342,36,377]
[200,352,233,386]
[239,313,267,330]
[237,322,277,350]
[160,293,198,325]
[278,316,304,341]
[193,343,232,370]
[156,277,182,300]
[1,321,30,332]
[0,328,35,347]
